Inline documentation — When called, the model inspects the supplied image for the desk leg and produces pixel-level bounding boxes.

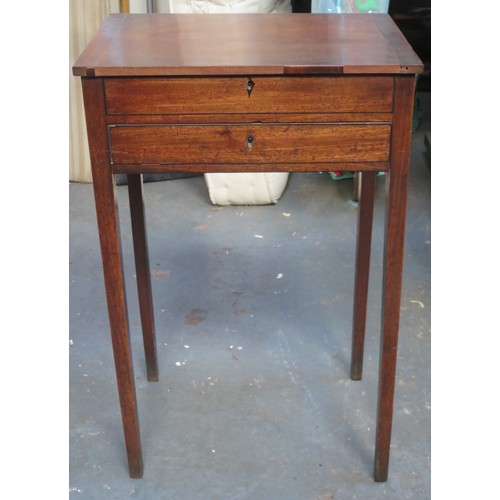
[82,78,144,478]
[351,171,376,381]
[374,76,415,482]
[128,174,159,382]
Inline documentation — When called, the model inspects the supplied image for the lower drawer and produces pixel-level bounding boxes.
[109,123,391,165]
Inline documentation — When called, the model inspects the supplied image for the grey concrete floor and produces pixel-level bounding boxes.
[69,93,430,499]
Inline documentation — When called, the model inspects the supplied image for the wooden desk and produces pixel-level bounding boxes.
[73,13,423,482]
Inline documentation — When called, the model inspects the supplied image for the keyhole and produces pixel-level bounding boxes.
[247,134,254,150]
[245,78,255,97]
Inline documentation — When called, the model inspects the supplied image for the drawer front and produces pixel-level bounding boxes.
[105,76,393,115]
[109,124,391,165]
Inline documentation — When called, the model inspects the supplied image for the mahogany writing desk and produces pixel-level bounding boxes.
[73,13,423,482]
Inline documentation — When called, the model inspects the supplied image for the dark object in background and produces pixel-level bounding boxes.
[291,0,311,13]
[389,0,430,91]
[115,173,201,185]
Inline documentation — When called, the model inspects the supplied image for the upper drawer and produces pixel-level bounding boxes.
[104,76,394,115]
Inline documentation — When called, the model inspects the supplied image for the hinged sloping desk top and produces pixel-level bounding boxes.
[73,13,423,77]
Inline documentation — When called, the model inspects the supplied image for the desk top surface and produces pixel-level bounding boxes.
[73,13,423,77]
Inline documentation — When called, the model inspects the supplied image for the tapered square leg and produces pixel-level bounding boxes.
[374,75,416,482]
[82,78,144,478]
[351,171,376,381]
[128,173,159,382]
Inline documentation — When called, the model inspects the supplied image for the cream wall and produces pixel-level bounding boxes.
[69,0,171,182]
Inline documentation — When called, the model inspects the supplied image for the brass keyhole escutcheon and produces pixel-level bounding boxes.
[245,77,255,97]
[246,133,254,150]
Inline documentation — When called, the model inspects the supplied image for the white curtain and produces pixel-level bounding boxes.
[69,0,119,182]
[69,1,176,182]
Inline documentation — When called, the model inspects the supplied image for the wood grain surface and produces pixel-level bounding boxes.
[105,76,394,115]
[73,14,423,77]
[109,123,391,165]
